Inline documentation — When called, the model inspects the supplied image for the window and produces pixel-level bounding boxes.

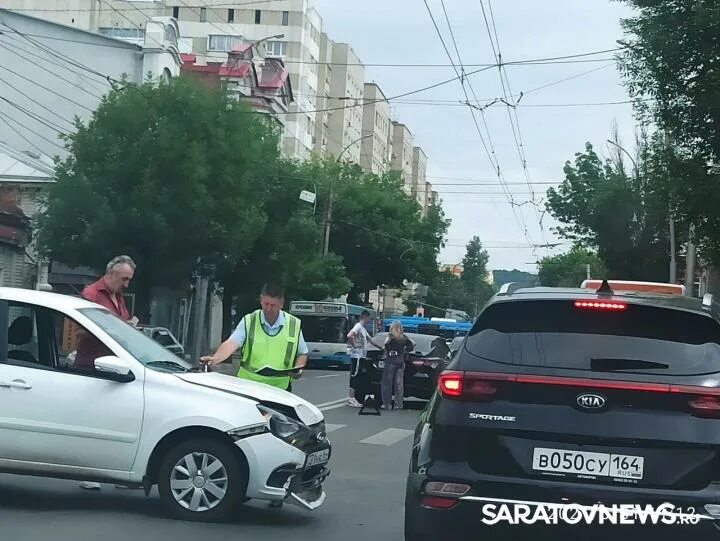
[172,6,179,18]
[464,300,720,376]
[282,10,289,26]
[98,27,145,40]
[264,40,287,57]
[255,9,261,24]
[227,8,235,23]
[80,308,191,372]
[208,34,243,52]
[2,302,114,376]
[200,7,207,22]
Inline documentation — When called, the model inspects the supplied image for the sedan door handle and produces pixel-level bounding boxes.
[0,379,32,390]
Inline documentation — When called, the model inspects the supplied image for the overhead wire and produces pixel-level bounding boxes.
[423,0,531,251]
[0,12,117,85]
[479,0,550,257]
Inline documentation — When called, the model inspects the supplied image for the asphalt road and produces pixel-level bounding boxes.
[0,369,424,541]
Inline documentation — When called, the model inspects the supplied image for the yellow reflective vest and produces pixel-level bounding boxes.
[237,310,300,390]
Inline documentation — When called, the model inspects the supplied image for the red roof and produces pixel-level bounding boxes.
[218,63,251,78]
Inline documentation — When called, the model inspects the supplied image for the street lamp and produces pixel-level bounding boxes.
[321,132,374,256]
[249,33,285,52]
[606,139,679,286]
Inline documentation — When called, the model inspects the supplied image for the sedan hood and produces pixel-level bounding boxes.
[176,372,323,426]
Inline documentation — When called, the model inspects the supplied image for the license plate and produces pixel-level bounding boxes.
[377,361,384,369]
[306,448,330,467]
[532,447,644,480]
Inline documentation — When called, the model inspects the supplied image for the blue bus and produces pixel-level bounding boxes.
[289,301,379,369]
[381,316,472,341]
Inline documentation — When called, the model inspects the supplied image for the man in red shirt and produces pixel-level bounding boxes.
[75,255,138,491]
[82,255,137,322]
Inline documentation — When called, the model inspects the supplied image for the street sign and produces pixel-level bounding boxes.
[299,190,316,204]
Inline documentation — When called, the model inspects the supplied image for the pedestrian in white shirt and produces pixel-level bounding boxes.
[346,310,382,407]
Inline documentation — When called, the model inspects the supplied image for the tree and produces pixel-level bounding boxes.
[617,1,720,266]
[617,0,720,164]
[538,247,608,287]
[217,159,351,335]
[37,77,278,319]
[304,159,449,304]
[545,138,671,280]
[461,236,495,316]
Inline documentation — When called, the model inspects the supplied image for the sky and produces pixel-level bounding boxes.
[311,0,638,273]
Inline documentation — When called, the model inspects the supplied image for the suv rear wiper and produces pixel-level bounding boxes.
[591,358,669,371]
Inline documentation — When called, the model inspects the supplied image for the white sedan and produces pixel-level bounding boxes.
[0,287,331,521]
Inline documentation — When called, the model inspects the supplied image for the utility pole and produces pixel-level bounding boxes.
[669,214,677,283]
[586,264,591,280]
[685,224,696,296]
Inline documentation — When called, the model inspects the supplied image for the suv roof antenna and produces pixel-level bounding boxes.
[596,279,614,296]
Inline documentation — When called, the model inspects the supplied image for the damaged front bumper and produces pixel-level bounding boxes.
[268,460,331,510]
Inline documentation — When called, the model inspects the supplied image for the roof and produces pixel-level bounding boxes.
[493,285,711,315]
[0,9,142,52]
[0,141,54,180]
[0,286,102,312]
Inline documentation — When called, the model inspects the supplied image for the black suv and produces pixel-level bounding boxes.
[405,283,720,540]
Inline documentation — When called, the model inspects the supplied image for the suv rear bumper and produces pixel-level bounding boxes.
[406,470,720,540]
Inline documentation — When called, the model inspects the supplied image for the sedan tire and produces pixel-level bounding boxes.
[158,438,247,522]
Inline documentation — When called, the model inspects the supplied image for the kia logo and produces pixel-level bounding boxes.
[576,393,607,410]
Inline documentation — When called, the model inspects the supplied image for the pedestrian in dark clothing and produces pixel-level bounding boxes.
[382,321,414,410]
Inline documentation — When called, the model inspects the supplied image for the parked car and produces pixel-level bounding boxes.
[0,287,331,522]
[137,325,185,357]
[366,332,451,400]
[405,283,720,540]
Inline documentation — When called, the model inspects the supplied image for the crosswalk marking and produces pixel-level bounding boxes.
[359,428,414,446]
[325,423,346,433]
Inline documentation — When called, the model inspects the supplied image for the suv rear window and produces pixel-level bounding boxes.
[462,300,720,376]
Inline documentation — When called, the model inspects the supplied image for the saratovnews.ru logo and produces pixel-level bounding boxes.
[460,497,715,526]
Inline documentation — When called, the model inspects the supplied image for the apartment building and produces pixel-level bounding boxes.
[326,42,365,163]
[411,146,428,204]
[12,0,324,160]
[391,121,414,191]
[360,83,391,175]
[313,32,332,156]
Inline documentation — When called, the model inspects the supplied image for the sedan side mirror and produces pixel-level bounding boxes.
[94,356,135,383]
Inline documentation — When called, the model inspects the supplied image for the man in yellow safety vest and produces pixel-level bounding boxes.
[201,283,308,391]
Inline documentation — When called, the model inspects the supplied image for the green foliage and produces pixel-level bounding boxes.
[36,79,449,329]
[617,0,720,164]
[37,77,276,316]
[538,247,608,287]
[493,269,538,287]
[304,159,450,303]
[546,139,671,280]
[461,236,494,315]
[220,159,351,324]
[617,0,720,265]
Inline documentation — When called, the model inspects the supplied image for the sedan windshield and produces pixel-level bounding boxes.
[80,308,193,373]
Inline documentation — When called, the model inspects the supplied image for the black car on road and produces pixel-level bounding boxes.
[405,283,720,540]
[366,332,450,401]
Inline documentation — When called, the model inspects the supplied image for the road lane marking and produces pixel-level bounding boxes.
[319,403,348,412]
[315,398,347,408]
[315,374,343,379]
[359,428,414,446]
[325,423,346,433]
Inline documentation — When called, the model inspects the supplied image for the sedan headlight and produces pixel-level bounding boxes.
[257,405,303,441]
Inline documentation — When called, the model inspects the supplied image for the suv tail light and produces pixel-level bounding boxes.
[438,371,511,402]
[574,300,627,311]
[438,370,720,415]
